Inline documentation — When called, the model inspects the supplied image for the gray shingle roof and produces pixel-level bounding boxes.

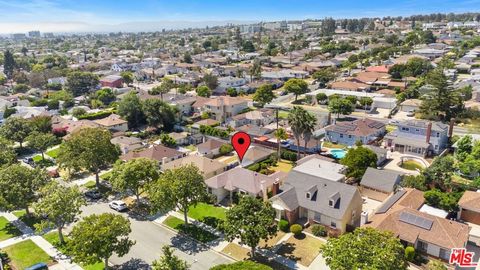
[360,167,401,193]
[272,171,360,220]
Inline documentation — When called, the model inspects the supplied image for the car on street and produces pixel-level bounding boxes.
[109,200,128,212]
[85,189,102,200]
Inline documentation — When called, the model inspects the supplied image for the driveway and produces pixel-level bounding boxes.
[72,202,232,270]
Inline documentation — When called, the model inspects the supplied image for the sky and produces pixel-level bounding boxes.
[0,0,479,33]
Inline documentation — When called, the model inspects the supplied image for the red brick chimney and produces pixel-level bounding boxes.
[272,179,280,196]
[426,122,432,143]
[448,118,455,138]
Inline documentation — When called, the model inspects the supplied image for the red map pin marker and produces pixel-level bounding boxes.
[231,132,251,162]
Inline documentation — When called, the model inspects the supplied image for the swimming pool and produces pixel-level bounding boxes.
[330,149,346,159]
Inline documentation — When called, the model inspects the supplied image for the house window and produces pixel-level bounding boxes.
[401,127,410,132]
[329,199,334,207]
[314,212,321,222]
[436,132,440,137]
[348,135,352,138]
[331,221,336,228]
[306,192,311,199]
[417,241,428,252]
[340,134,344,138]
[439,248,450,260]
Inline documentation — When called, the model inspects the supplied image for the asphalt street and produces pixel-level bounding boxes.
[75,202,232,270]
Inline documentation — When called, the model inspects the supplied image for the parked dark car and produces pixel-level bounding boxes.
[85,189,102,200]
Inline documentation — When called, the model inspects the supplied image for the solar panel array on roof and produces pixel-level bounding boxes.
[368,122,384,129]
[399,211,433,230]
[376,190,407,214]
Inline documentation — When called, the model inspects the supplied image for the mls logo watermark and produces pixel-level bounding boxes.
[450,248,478,268]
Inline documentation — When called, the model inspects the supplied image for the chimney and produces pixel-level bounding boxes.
[448,118,455,138]
[360,211,369,226]
[272,179,280,196]
[162,157,167,166]
[425,122,432,144]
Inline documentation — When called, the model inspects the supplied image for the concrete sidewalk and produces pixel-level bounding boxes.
[0,212,83,270]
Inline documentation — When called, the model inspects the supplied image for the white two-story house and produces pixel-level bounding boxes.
[204,96,249,123]
[384,120,451,156]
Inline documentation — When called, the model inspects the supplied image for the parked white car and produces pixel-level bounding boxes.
[109,200,128,212]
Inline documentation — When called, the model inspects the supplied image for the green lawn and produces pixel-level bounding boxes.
[3,239,53,269]
[46,148,60,159]
[100,171,112,180]
[163,216,217,243]
[188,203,226,221]
[83,180,97,189]
[185,145,197,151]
[400,160,424,171]
[322,141,346,149]
[270,159,294,173]
[187,203,226,229]
[32,155,43,162]
[0,216,22,241]
[278,111,290,119]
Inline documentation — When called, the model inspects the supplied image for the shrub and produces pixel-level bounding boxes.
[248,163,260,172]
[47,99,59,110]
[405,246,415,262]
[77,110,113,120]
[290,224,302,236]
[281,150,298,161]
[278,219,289,232]
[311,224,327,237]
[219,144,233,155]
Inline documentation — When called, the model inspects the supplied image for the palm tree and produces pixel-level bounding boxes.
[274,128,288,159]
[288,106,307,160]
[302,114,317,157]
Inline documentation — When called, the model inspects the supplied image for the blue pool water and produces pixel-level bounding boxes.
[330,149,346,159]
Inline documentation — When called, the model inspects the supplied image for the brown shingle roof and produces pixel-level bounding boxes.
[94,114,127,127]
[162,155,225,175]
[325,118,385,137]
[120,145,183,162]
[458,191,480,212]
[368,188,470,250]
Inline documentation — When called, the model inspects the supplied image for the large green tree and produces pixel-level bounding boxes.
[152,245,189,270]
[0,117,32,148]
[68,213,134,269]
[0,164,49,214]
[284,78,308,101]
[150,78,174,99]
[322,227,407,270]
[57,128,120,187]
[423,155,454,191]
[312,68,336,87]
[340,146,377,179]
[288,106,316,159]
[328,98,354,118]
[27,131,57,160]
[223,196,277,257]
[0,137,17,167]
[203,73,218,90]
[67,71,99,97]
[3,50,16,79]
[148,164,208,225]
[33,182,85,244]
[196,85,212,97]
[120,71,134,85]
[117,91,146,128]
[142,99,177,131]
[274,128,288,158]
[30,115,52,133]
[419,69,463,121]
[110,158,159,203]
[252,84,275,107]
